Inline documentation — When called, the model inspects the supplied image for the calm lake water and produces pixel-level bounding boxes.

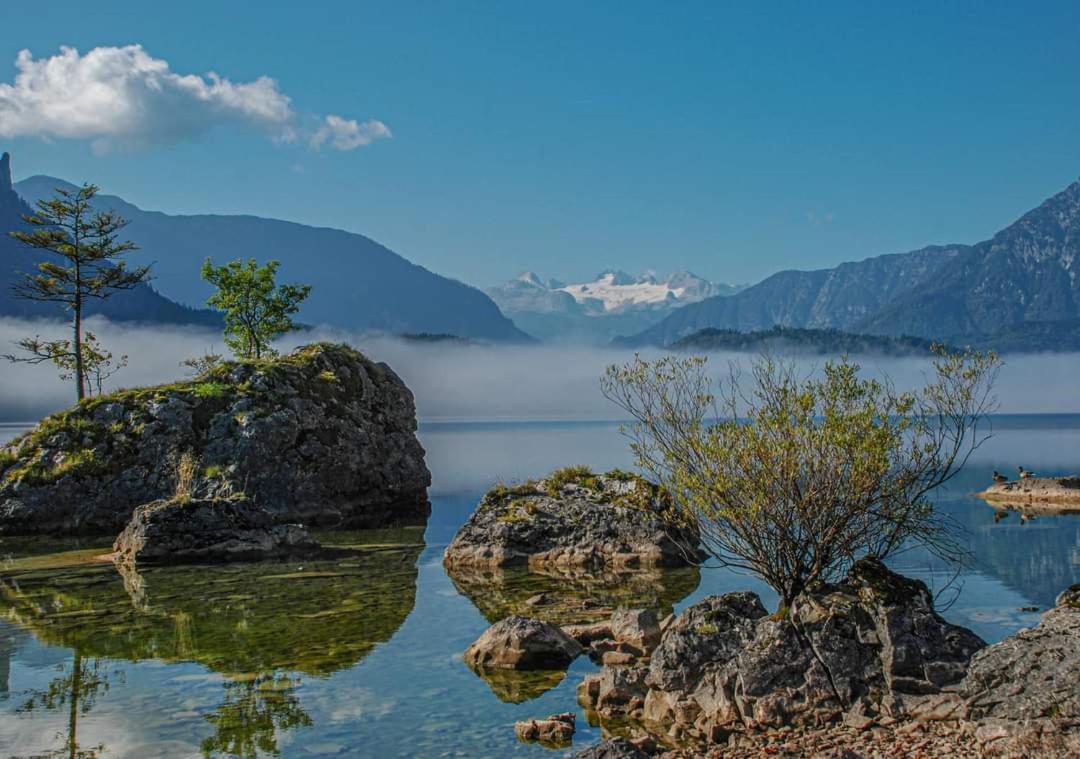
[0,416,1077,758]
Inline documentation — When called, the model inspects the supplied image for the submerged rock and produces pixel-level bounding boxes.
[573,738,651,759]
[0,343,431,535]
[443,467,702,570]
[579,558,986,741]
[464,614,583,671]
[962,584,1080,723]
[113,496,318,564]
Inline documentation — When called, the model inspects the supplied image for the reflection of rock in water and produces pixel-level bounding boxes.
[471,668,568,704]
[1,530,424,757]
[0,529,424,676]
[447,563,701,626]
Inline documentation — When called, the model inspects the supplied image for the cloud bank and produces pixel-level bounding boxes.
[0,45,390,153]
[2,317,1080,425]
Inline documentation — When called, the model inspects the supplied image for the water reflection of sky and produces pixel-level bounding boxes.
[0,416,1077,757]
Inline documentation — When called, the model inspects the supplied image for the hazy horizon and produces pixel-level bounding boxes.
[2,316,1079,425]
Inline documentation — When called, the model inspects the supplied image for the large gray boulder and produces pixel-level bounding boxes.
[0,343,431,535]
[443,468,702,570]
[464,615,583,671]
[579,558,986,741]
[962,584,1080,723]
[113,496,318,564]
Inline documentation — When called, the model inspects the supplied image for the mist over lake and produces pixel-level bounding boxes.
[3,316,1080,426]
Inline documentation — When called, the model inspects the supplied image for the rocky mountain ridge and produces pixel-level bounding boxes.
[623,177,1080,347]
[8,157,531,342]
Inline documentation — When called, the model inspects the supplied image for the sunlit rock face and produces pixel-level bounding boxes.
[963,584,1080,723]
[579,558,986,741]
[0,343,431,536]
[443,468,702,571]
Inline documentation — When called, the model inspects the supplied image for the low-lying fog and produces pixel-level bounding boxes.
[1,316,1079,423]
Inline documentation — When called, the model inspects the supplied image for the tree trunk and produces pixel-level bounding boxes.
[73,298,85,402]
[67,650,82,759]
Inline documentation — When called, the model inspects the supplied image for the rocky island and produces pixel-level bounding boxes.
[0,343,431,537]
[443,467,703,570]
[977,476,1080,509]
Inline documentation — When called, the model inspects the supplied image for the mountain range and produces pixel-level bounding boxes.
[3,152,531,343]
[620,177,1080,347]
[0,153,222,327]
[487,270,744,343]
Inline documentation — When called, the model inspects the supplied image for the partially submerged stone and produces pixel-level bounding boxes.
[977,476,1080,506]
[463,614,583,671]
[0,343,431,535]
[514,712,575,746]
[443,468,702,570]
[113,496,318,564]
[573,738,651,759]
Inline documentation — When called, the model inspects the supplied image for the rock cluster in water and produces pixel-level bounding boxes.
[977,475,1080,507]
[443,468,702,570]
[0,343,431,536]
[113,495,318,564]
[569,566,1080,757]
[578,558,986,741]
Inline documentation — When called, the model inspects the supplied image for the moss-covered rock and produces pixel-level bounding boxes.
[444,467,702,570]
[0,343,431,535]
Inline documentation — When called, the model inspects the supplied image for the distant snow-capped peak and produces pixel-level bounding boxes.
[558,270,732,313]
[489,269,743,317]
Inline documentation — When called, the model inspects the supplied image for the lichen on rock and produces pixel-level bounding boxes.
[0,343,431,535]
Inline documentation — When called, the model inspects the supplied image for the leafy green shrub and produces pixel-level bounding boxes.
[603,348,1000,606]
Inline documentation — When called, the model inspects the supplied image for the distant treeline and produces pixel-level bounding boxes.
[669,327,944,356]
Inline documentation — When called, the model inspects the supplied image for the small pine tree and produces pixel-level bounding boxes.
[200,258,311,360]
[7,184,149,400]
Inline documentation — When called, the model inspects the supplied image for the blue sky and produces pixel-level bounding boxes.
[1,1,1078,288]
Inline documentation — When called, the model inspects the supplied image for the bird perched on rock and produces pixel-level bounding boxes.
[1018,466,1035,479]
[992,470,1008,483]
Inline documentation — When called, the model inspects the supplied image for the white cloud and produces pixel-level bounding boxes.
[311,114,392,151]
[0,45,389,152]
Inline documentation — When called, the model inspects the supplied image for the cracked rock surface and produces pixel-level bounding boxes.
[579,557,986,740]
